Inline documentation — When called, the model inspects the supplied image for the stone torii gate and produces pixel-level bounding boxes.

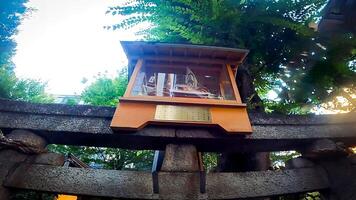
[0,99,356,199]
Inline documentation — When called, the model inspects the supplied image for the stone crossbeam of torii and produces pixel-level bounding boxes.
[0,98,355,199]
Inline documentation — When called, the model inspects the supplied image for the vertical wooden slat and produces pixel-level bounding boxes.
[124,58,143,97]
[226,64,242,103]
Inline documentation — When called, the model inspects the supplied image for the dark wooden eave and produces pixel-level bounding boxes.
[121,41,249,78]
[318,0,356,33]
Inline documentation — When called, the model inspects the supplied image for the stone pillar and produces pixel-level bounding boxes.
[0,129,47,200]
[282,157,318,200]
[317,155,356,200]
[302,139,356,200]
[158,144,201,199]
[0,150,27,200]
[161,144,200,172]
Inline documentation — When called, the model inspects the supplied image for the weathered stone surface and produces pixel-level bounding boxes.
[1,113,355,153]
[158,145,203,198]
[0,150,27,200]
[7,129,47,150]
[1,96,355,200]
[303,139,348,159]
[0,130,47,200]
[318,158,356,200]
[249,111,356,125]
[286,157,315,169]
[0,98,115,118]
[158,172,200,199]
[161,144,200,172]
[29,152,65,166]
[0,99,355,152]
[4,164,155,199]
[1,98,355,125]
[0,149,28,163]
[4,163,331,199]
[206,168,329,199]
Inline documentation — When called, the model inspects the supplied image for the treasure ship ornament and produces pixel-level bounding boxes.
[111,41,252,134]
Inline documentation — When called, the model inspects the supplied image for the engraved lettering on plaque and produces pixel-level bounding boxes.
[154,105,210,122]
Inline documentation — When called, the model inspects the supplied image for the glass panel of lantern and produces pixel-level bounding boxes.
[130,63,236,100]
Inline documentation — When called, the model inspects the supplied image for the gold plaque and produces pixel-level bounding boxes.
[155,105,210,122]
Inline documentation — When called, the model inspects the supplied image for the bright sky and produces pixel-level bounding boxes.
[13,0,142,95]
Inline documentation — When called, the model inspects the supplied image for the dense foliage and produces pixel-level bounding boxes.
[0,0,28,67]
[1,1,354,198]
[47,68,154,171]
[0,68,53,103]
[0,0,53,103]
[297,34,356,113]
[81,69,128,106]
[48,144,154,170]
[108,0,355,113]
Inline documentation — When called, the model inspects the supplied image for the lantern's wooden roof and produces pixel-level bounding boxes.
[121,41,249,77]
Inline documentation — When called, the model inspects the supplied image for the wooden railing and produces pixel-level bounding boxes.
[0,98,355,199]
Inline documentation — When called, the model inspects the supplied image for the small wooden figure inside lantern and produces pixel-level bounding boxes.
[111,41,252,134]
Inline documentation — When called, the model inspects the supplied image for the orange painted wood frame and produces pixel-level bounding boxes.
[124,59,144,97]
[111,59,252,134]
[124,60,242,104]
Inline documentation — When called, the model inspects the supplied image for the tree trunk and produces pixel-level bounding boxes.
[235,64,264,111]
[218,64,270,172]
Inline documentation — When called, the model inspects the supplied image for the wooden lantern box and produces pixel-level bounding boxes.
[111,41,252,134]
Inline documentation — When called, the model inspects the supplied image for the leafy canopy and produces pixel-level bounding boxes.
[81,68,128,106]
[108,0,355,113]
[0,0,28,67]
[0,68,53,103]
[58,68,154,170]
[0,0,53,103]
